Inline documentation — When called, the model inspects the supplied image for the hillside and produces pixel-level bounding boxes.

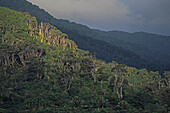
[1,0,169,72]
[0,7,170,112]
[94,31,170,70]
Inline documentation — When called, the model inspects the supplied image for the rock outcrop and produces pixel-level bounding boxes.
[0,9,78,67]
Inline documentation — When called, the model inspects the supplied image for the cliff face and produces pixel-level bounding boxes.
[0,7,78,67]
[23,13,78,50]
[38,22,77,50]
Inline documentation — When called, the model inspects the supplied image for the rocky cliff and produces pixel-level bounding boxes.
[0,7,78,67]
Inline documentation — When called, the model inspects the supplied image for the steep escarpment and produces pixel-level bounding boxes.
[0,7,77,67]
[24,13,77,50]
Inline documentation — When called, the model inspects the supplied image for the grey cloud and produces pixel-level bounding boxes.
[27,0,170,35]
[120,0,170,35]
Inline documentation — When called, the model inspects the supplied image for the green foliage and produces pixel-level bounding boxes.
[62,33,68,37]
[0,6,169,113]
[51,30,62,35]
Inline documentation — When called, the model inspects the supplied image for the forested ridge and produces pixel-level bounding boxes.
[0,7,170,112]
[1,0,170,73]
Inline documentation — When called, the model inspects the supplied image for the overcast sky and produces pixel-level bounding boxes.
[27,0,170,36]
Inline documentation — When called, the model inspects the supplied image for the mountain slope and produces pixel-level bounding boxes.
[0,0,170,72]
[97,31,170,64]
[0,7,169,113]
[0,0,151,70]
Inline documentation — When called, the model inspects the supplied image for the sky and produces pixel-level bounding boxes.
[27,0,170,36]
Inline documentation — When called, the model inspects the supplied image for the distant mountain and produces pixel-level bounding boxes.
[97,31,170,64]
[0,0,170,72]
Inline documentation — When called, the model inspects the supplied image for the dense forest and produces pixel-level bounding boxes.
[1,0,170,73]
[0,7,170,112]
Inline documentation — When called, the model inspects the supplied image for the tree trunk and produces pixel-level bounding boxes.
[116,88,120,98]
[120,87,123,99]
